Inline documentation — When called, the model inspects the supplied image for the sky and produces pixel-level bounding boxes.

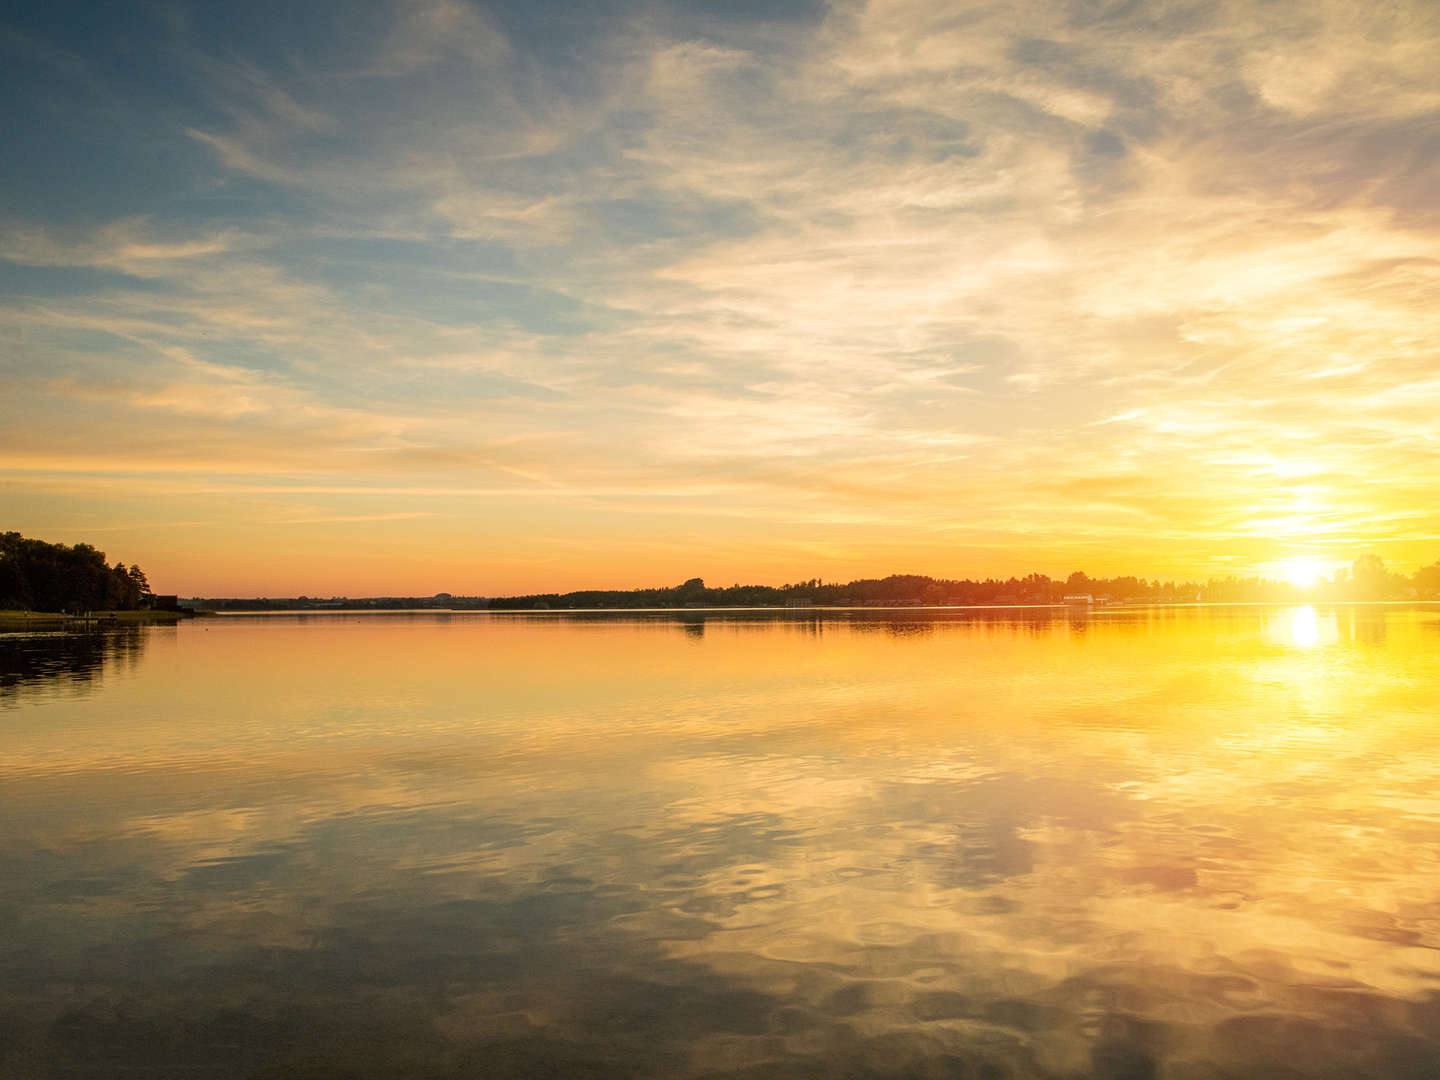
[3,0,1439,596]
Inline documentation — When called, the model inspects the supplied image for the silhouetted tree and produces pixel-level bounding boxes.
[676,577,707,603]
[1351,554,1388,600]
[0,533,153,612]
[1415,561,1440,599]
[469,552,1440,610]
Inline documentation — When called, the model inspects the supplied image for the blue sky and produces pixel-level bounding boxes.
[3,0,1440,594]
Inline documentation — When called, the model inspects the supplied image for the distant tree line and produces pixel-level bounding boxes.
[487,573,1187,610]
[131,554,1440,613]
[0,533,152,613]
[194,594,489,612]
[487,556,1440,609]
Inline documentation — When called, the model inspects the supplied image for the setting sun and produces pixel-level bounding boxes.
[1280,560,1329,589]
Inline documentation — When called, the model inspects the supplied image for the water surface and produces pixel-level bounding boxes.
[3,606,1440,1078]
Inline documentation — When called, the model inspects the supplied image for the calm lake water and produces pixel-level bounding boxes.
[3,606,1440,1079]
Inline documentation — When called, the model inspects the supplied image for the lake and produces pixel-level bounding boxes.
[3,606,1440,1078]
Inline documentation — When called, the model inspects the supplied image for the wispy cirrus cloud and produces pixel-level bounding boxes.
[2,0,1438,591]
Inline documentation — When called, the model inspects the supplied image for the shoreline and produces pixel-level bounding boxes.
[0,609,192,634]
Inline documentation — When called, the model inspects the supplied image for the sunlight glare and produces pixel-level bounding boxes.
[1290,605,1320,648]
[1282,560,1326,588]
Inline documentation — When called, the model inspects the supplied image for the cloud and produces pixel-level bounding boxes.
[3,0,1440,588]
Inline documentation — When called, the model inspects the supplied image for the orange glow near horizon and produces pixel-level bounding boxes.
[6,466,1438,598]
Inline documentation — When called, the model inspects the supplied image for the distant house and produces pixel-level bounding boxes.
[151,594,180,611]
[1063,594,1093,606]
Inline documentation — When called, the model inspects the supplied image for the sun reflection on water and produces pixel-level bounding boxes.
[1262,604,1341,650]
[1291,604,1320,647]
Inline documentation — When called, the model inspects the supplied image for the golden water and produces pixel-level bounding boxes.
[2,606,1439,1077]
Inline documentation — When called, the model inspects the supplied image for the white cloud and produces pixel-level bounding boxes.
[5,0,1440,585]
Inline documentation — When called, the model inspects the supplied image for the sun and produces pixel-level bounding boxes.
[1280,559,1326,589]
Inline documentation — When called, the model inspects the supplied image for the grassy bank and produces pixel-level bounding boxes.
[0,609,191,633]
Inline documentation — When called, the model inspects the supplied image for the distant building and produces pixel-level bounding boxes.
[1063,594,1093,606]
[151,594,180,611]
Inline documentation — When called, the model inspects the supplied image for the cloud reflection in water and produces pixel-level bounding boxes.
[1,608,1439,1077]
